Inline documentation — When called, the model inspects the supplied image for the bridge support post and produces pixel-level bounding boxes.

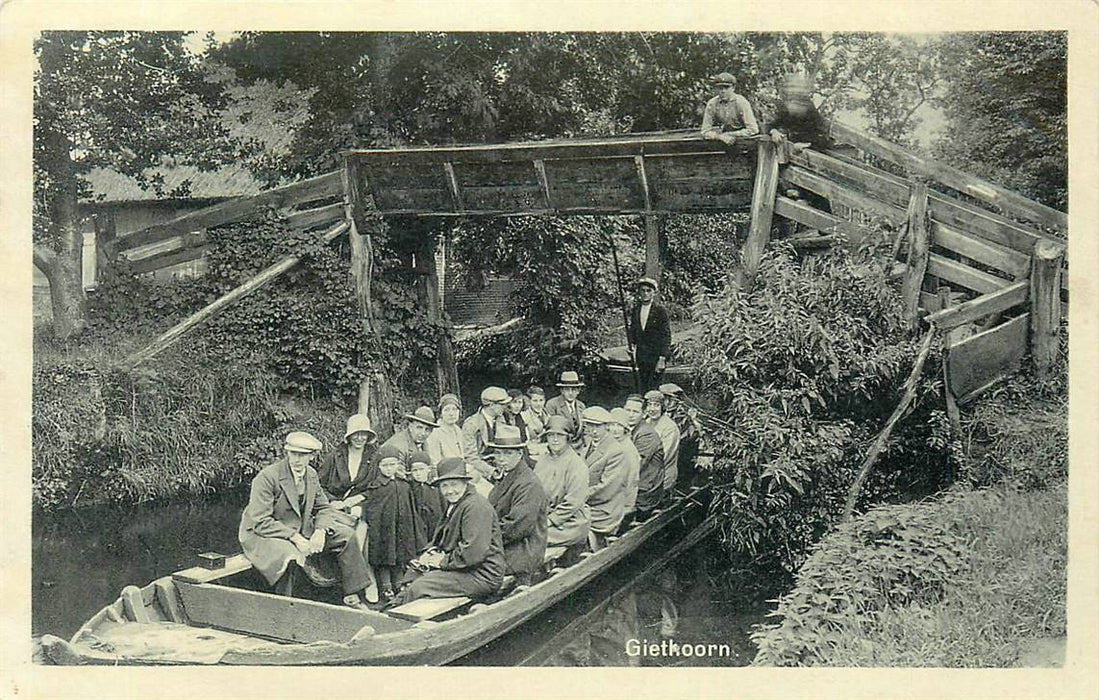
[737,139,780,290]
[416,228,461,400]
[901,177,930,331]
[1029,239,1065,380]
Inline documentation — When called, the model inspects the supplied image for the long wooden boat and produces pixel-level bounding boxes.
[40,485,710,666]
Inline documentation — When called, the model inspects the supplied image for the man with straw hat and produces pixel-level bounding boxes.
[627,276,672,392]
[581,406,629,550]
[389,457,506,606]
[381,406,439,476]
[487,424,548,585]
[533,415,590,550]
[545,370,587,451]
[239,431,373,609]
[701,71,760,145]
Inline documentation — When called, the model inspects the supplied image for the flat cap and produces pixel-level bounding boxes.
[636,277,659,291]
[480,386,509,404]
[643,389,666,403]
[284,431,323,453]
[581,406,613,425]
[608,407,631,428]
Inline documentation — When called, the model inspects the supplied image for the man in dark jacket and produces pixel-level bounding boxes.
[487,425,549,585]
[765,73,834,215]
[627,277,672,393]
[390,457,506,606]
[623,394,665,515]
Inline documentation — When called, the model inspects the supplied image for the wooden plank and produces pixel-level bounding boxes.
[937,287,963,431]
[533,159,552,209]
[373,187,453,213]
[925,280,1029,331]
[172,553,253,584]
[1029,240,1066,379]
[782,167,906,223]
[386,596,472,623]
[460,185,544,211]
[774,196,858,238]
[286,202,345,231]
[736,139,781,290]
[546,182,644,210]
[920,291,942,313]
[902,179,931,330]
[121,585,151,623]
[931,222,1031,279]
[175,581,407,643]
[788,148,909,210]
[645,152,755,182]
[830,121,1067,233]
[130,245,208,276]
[927,253,1011,295]
[634,156,653,212]
[113,171,342,253]
[360,161,449,190]
[947,314,1029,398]
[443,162,464,211]
[457,161,540,187]
[154,578,186,624]
[655,182,753,211]
[123,221,350,369]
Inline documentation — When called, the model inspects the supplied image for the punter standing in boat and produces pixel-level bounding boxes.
[624,393,665,515]
[645,389,681,495]
[462,386,509,496]
[381,406,438,476]
[487,425,548,586]
[627,277,672,393]
[533,415,590,550]
[581,407,629,550]
[545,371,587,451]
[238,431,373,609]
[426,393,465,465]
[390,457,506,606]
[608,407,641,532]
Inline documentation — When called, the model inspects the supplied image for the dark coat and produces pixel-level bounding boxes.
[627,302,672,363]
[238,457,328,585]
[488,461,548,578]
[631,421,666,512]
[435,487,506,580]
[363,474,424,569]
[316,443,376,501]
[409,480,447,547]
[765,102,835,150]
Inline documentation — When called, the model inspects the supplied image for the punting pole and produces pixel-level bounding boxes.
[606,231,641,393]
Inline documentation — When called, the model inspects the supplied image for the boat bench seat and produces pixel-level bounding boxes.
[172,554,253,585]
[386,596,472,622]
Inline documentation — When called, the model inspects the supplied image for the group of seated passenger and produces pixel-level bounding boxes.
[238,372,696,610]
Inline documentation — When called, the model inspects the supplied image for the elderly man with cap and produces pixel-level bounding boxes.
[487,425,548,586]
[627,277,672,393]
[701,71,760,145]
[608,407,641,532]
[389,457,506,606]
[380,406,438,478]
[645,389,682,494]
[427,393,466,465]
[660,382,705,486]
[533,415,591,550]
[545,371,587,451]
[462,386,509,490]
[239,431,373,609]
[623,393,665,516]
[581,406,629,550]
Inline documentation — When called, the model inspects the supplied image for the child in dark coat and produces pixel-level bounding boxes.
[364,444,425,600]
[408,450,447,545]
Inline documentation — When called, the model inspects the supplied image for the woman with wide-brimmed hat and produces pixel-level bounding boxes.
[388,457,506,607]
[532,415,590,549]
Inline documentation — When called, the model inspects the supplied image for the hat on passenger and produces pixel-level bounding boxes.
[644,389,666,404]
[710,72,736,87]
[556,371,585,388]
[375,443,404,464]
[438,393,462,411]
[409,450,432,466]
[284,431,323,454]
[636,277,659,292]
[581,406,613,425]
[344,413,377,441]
[544,415,571,436]
[608,407,631,429]
[405,406,439,428]
[659,383,683,397]
[432,457,474,485]
[487,423,527,450]
[480,386,509,404]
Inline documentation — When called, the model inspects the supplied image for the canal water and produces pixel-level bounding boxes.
[33,488,774,666]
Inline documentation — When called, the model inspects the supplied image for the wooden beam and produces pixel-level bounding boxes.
[738,139,780,288]
[532,159,552,209]
[1029,239,1065,380]
[635,156,661,280]
[773,196,859,238]
[936,287,963,435]
[930,222,1031,280]
[901,178,931,331]
[924,280,1029,330]
[286,202,345,231]
[782,166,906,224]
[927,253,1011,295]
[121,221,349,370]
[416,227,460,398]
[948,314,1029,400]
[443,161,464,212]
[112,171,343,253]
[830,120,1067,233]
[128,244,208,276]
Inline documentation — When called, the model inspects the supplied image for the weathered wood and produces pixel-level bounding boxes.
[386,596,472,623]
[533,159,552,209]
[373,187,453,212]
[636,155,662,279]
[926,253,1011,295]
[646,151,755,182]
[286,202,345,231]
[901,179,931,331]
[1029,239,1065,379]
[924,280,1029,331]
[830,120,1067,233]
[443,162,464,211]
[172,553,253,584]
[931,222,1030,279]
[113,171,342,253]
[948,314,1029,399]
[121,585,151,623]
[343,159,375,330]
[843,327,937,521]
[129,244,208,276]
[175,581,408,643]
[458,160,541,186]
[773,196,859,239]
[937,287,963,434]
[154,578,186,624]
[782,167,906,223]
[545,182,643,210]
[459,185,544,212]
[416,229,460,398]
[738,139,781,288]
[122,221,349,370]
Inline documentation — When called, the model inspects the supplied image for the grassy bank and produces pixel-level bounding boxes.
[751,374,1067,667]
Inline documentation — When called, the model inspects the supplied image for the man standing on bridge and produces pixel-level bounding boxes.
[700,72,760,145]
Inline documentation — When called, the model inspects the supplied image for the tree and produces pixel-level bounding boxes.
[34,31,243,338]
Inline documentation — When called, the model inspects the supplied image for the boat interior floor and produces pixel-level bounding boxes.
[73,619,278,664]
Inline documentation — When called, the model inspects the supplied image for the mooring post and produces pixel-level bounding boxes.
[1029,238,1065,380]
[737,138,780,290]
[901,176,930,331]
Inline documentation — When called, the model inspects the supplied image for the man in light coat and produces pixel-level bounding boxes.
[624,393,665,515]
[533,415,590,549]
[608,407,641,532]
[645,389,681,494]
[581,406,629,550]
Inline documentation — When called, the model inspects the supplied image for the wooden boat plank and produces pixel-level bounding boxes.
[176,581,412,643]
[172,553,252,584]
[154,577,187,624]
[387,596,473,622]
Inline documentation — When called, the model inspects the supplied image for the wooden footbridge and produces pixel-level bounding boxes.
[108,120,1068,418]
